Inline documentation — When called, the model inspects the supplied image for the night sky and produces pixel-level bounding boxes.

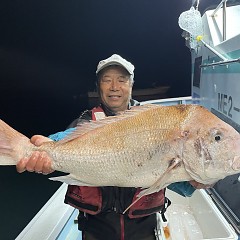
[0,0,221,134]
[0,1,221,239]
[0,0,198,136]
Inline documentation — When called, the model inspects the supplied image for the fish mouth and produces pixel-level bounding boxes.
[232,156,240,170]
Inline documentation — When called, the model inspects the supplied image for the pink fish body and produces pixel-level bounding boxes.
[0,104,240,197]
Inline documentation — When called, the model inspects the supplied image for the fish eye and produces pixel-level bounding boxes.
[210,128,223,142]
[214,135,221,142]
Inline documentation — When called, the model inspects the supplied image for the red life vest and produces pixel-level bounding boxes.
[64,106,166,218]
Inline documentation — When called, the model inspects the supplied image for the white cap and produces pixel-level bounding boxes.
[96,54,135,77]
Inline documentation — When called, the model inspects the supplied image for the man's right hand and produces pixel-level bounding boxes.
[16,135,54,175]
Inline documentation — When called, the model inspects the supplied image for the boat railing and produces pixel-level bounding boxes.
[141,96,192,106]
[200,58,240,68]
[210,0,228,41]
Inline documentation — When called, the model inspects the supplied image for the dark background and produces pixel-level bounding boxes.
[0,0,220,239]
[0,0,195,135]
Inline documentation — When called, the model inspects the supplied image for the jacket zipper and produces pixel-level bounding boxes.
[113,187,120,212]
[113,187,125,240]
[120,214,124,240]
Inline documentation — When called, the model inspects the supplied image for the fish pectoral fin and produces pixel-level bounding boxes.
[138,157,182,198]
[123,157,182,215]
[49,174,95,186]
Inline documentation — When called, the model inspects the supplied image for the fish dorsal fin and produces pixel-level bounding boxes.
[57,104,159,144]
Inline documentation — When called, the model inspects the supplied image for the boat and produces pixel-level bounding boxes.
[181,0,240,237]
[15,0,240,239]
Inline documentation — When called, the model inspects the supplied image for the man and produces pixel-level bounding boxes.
[17,54,210,240]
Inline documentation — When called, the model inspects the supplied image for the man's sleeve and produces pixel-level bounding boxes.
[48,128,76,141]
[167,181,196,197]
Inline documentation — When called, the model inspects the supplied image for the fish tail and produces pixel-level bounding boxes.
[0,119,30,165]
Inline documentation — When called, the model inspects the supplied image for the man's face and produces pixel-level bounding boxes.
[98,66,133,113]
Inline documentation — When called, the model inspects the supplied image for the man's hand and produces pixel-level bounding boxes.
[189,180,215,189]
[16,135,54,175]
